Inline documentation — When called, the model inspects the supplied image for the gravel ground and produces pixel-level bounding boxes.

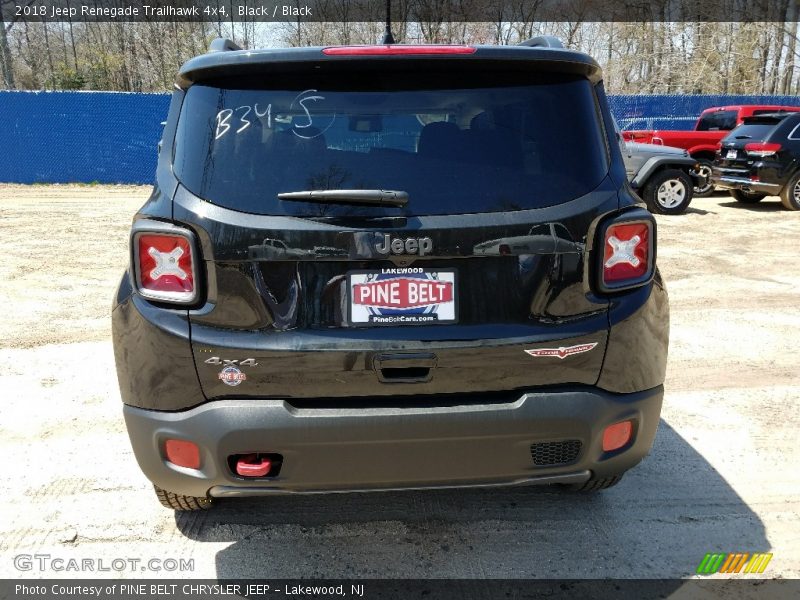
[0,184,798,581]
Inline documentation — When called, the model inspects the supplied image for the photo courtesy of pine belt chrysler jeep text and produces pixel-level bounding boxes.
[112,36,669,510]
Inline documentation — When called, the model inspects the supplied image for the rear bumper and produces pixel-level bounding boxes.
[711,174,782,194]
[123,385,663,498]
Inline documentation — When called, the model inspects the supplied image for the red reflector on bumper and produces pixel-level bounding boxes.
[602,421,633,452]
[164,439,201,469]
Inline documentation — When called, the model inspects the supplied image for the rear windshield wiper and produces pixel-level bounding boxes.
[277,189,408,207]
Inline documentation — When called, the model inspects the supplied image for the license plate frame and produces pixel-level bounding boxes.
[347,268,458,327]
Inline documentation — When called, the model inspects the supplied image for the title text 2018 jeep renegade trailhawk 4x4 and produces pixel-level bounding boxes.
[112,38,669,510]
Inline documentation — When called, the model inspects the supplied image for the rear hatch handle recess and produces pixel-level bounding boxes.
[278,189,409,207]
[373,353,437,384]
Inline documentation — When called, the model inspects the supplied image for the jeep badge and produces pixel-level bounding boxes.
[375,234,433,256]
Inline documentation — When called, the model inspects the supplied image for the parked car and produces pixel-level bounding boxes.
[711,112,800,210]
[622,140,700,214]
[615,119,701,215]
[623,105,800,197]
[112,37,669,510]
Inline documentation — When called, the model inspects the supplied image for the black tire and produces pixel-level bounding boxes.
[730,189,767,204]
[563,474,624,492]
[154,485,214,511]
[779,172,800,211]
[692,158,715,197]
[642,168,693,215]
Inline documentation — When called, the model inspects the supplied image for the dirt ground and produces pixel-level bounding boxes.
[0,184,798,582]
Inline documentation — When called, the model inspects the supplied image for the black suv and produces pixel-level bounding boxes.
[712,112,800,210]
[112,38,669,510]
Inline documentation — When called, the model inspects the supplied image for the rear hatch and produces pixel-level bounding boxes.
[716,115,786,174]
[171,48,618,401]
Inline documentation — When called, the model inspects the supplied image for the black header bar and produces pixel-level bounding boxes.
[1,0,798,24]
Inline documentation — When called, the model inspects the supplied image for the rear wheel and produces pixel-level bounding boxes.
[780,173,800,210]
[730,189,766,204]
[642,169,693,215]
[154,485,214,511]
[562,474,624,492]
[692,159,715,197]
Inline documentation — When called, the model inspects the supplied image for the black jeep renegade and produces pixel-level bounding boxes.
[112,38,669,510]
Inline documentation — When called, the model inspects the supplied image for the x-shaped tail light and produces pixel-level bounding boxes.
[148,246,189,280]
[600,219,654,291]
[134,230,198,304]
[604,234,642,269]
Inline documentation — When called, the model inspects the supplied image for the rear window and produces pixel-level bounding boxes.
[723,123,779,142]
[696,110,738,131]
[173,72,609,217]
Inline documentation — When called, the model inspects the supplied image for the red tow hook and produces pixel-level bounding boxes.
[235,454,272,478]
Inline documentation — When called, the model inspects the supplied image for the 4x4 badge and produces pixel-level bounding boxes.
[524,343,598,359]
[204,357,258,367]
[205,356,257,386]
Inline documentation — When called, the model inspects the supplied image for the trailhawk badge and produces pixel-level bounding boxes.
[524,342,598,359]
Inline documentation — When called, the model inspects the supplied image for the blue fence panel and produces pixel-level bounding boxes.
[0,90,170,185]
[1,91,799,185]
[609,94,800,130]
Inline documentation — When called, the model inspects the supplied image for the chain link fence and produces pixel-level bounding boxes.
[2,91,800,184]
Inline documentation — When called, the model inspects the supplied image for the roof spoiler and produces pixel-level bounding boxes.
[518,36,564,49]
[208,38,241,53]
[742,112,795,121]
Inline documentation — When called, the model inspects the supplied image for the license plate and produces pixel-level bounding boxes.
[348,269,457,326]
[726,149,738,159]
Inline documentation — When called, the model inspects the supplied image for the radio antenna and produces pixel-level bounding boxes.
[381,0,396,44]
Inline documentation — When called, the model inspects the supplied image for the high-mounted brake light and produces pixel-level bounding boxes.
[133,229,199,304]
[322,45,476,56]
[744,142,781,157]
[599,218,655,292]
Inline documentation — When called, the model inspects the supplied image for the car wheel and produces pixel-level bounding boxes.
[692,159,715,197]
[730,189,767,204]
[562,474,624,492]
[154,485,214,511]
[642,169,693,215]
[780,172,800,211]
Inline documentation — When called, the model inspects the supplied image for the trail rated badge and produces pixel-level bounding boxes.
[524,342,598,359]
